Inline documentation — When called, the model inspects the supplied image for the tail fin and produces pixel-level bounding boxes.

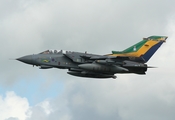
[111,36,167,62]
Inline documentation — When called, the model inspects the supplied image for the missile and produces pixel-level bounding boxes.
[69,68,83,72]
[96,59,123,65]
[39,65,53,69]
[78,63,128,73]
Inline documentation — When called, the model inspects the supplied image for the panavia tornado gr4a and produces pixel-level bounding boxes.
[17,36,167,79]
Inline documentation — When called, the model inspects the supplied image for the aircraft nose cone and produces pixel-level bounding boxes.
[17,55,33,64]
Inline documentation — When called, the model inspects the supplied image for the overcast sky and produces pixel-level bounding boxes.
[1,0,175,120]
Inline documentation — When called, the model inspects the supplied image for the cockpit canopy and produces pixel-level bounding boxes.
[39,50,67,54]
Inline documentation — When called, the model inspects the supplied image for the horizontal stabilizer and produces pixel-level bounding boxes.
[147,66,157,68]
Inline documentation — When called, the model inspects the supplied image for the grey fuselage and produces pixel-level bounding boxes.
[17,50,147,79]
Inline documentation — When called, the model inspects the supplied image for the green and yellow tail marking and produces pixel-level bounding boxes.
[110,36,167,62]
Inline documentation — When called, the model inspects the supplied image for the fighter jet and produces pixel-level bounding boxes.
[17,36,167,79]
